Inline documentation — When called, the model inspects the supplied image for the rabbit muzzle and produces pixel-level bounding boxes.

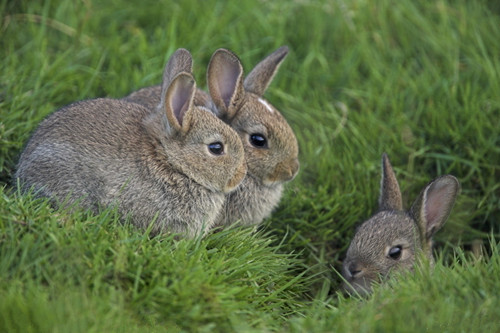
[264,158,299,185]
[341,261,375,295]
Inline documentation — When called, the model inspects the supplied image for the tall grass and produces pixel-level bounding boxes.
[1,0,499,331]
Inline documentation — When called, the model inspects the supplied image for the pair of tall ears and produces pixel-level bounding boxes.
[157,46,289,133]
[379,153,460,240]
[207,46,289,120]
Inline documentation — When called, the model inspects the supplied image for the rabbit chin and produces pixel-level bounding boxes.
[262,158,300,186]
[262,177,287,187]
[342,277,375,296]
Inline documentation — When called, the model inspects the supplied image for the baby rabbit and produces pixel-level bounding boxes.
[205,46,299,228]
[342,153,460,295]
[126,46,300,228]
[15,49,247,237]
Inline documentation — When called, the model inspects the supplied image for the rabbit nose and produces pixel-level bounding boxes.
[347,262,363,278]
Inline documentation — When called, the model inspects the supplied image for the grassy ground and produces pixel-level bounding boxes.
[1,0,499,331]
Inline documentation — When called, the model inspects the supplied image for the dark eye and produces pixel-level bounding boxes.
[388,245,402,260]
[249,133,267,148]
[208,142,224,155]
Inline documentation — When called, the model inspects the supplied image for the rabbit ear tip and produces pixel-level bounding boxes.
[279,45,289,52]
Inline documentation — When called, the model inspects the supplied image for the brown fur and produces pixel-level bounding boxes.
[206,46,300,227]
[125,46,300,228]
[15,50,246,238]
[342,153,460,295]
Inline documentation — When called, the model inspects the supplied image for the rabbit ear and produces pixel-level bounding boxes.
[163,72,196,133]
[207,48,245,120]
[378,153,403,211]
[410,175,460,240]
[159,49,194,119]
[161,48,193,88]
[243,45,289,96]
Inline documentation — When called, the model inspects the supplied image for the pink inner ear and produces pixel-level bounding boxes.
[171,79,192,126]
[424,180,457,233]
[217,61,240,108]
[176,102,189,126]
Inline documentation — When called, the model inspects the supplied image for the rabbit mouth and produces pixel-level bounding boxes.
[341,261,378,296]
[263,158,300,186]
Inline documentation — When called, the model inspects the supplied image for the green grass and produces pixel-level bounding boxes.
[1,0,499,331]
[0,187,311,332]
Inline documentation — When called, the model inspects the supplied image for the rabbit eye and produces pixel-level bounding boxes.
[388,245,402,260]
[208,142,224,155]
[249,133,268,148]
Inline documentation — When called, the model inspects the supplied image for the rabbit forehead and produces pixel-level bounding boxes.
[240,93,284,121]
[233,96,298,152]
[257,97,275,114]
[186,107,240,143]
[350,211,419,253]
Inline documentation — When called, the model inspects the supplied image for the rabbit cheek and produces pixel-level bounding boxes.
[224,161,247,193]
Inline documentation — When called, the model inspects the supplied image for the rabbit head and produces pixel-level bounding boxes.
[206,46,300,187]
[342,153,460,295]
[143,50,247,194]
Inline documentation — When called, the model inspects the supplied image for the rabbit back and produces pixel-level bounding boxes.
[125,84,213,111]
[124,84,162,110]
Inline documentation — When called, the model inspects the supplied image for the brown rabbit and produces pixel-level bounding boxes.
[15,50,247,238]
[206,46,299,228]
[125,46,300,228]
[342,153,460,295]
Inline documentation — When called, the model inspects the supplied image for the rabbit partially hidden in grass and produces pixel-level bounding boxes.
[15,49,246,237]
[126,46,300,228]
[342,153,460,295]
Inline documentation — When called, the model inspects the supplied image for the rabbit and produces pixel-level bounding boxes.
[125,46,300,228]
[342,153,460,295]
[14,49,247,238]
[205,46,299,228]
[125,46,299,227]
